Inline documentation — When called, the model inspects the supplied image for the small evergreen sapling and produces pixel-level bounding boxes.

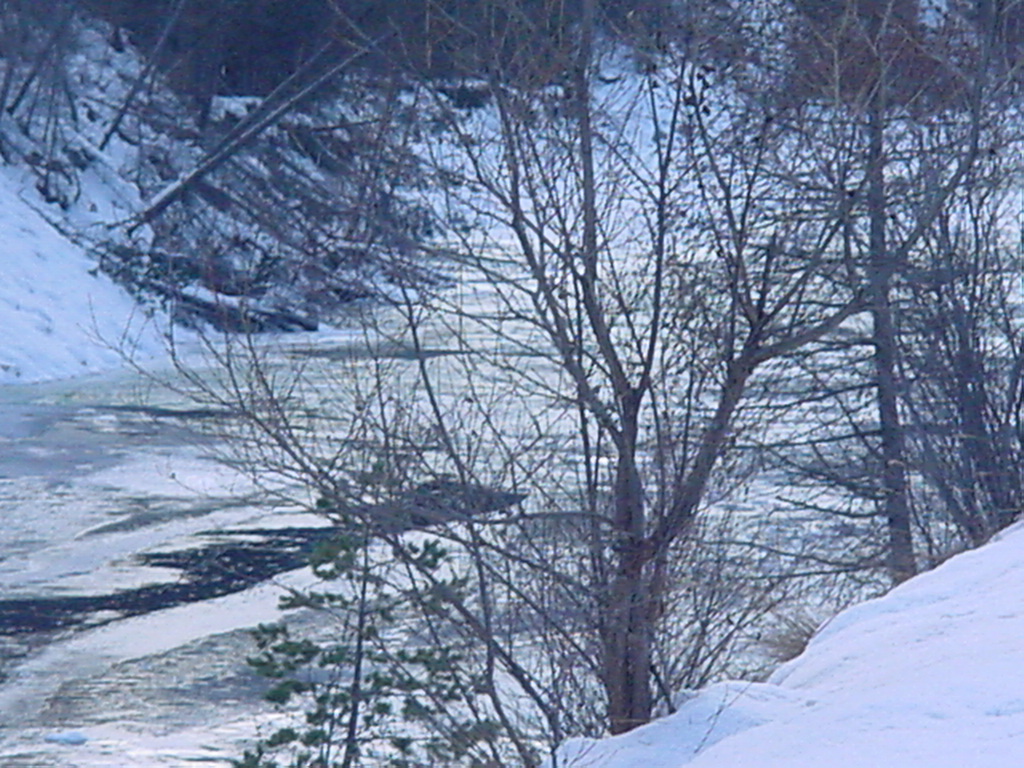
[236,531,506,768]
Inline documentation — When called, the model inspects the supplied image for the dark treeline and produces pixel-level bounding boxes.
[82,0,684,102]
[83,0,336,99]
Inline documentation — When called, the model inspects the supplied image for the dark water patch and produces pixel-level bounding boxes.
[287,342,465,362]
[90,404,240,420]
[0,484,524,646]
[0,527,335,637]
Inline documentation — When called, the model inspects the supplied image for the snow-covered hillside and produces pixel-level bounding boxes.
[0,166,164,385]
[555,523,1024,768]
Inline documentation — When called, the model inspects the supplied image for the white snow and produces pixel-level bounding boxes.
[553,521,1024,768]
[0,165,165,385]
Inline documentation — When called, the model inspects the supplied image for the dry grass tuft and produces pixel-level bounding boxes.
[760,610,825,664]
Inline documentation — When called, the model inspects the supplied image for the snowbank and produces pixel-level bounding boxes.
[0,170,164,385]
[556,522,1024,768]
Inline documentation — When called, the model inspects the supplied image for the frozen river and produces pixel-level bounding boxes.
[0,355,337,766]
[0,262,543,766]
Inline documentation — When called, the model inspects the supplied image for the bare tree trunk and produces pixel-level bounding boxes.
[866,83,916,582]
[602,401,654,734]
[567,0,655,733]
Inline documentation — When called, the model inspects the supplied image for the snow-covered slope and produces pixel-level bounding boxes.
[555,523,1024,768]
[0,167,163,384]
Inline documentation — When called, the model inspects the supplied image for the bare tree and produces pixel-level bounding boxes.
[769,0,1018,579]
[168,0,865,748]
[901,152,1024,552]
